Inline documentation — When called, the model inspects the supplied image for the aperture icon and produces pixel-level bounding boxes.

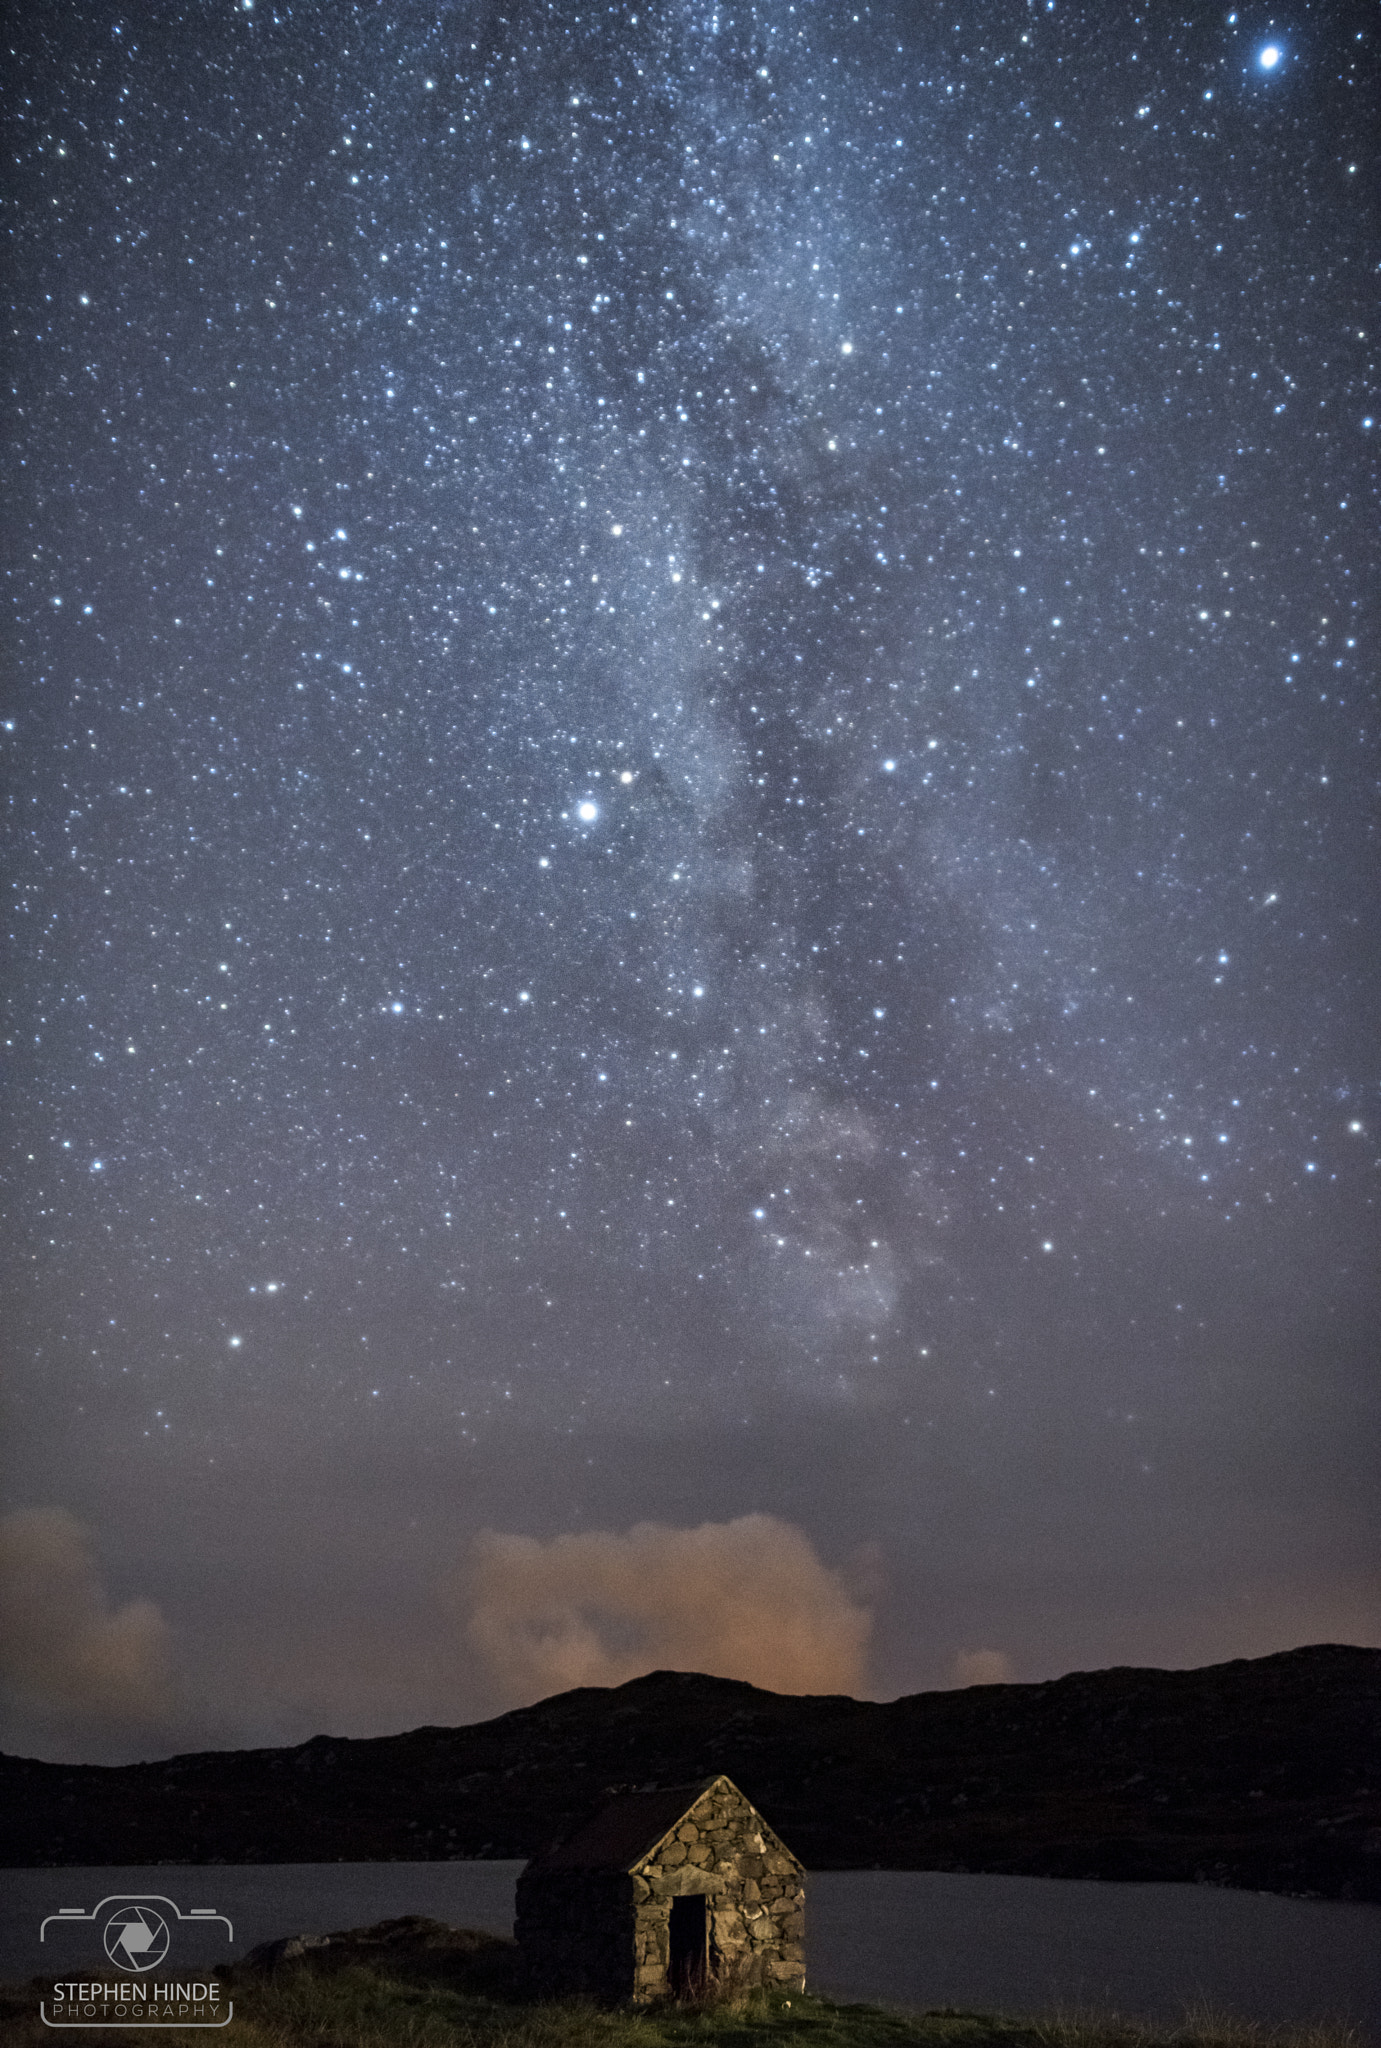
[103,1905,171,1971]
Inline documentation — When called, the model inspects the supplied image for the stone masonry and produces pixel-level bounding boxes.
[515,1774,805,2004]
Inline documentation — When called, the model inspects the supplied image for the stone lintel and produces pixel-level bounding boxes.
[645,1870,725,1899]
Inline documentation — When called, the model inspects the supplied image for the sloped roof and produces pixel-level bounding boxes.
[524,1773,797,1875]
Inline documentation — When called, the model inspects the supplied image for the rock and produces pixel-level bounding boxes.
[242,1917,515,1980]
[244,1933,331,1970]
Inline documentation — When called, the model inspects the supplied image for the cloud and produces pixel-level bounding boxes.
[0,1508,172,1727]
[950,1647,1014,1687]
[459,1513,872,1706]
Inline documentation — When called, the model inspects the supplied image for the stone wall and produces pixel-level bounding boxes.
[629,1781,805,2003]
[516,1780,805,2005]
[514,1869,638,2000]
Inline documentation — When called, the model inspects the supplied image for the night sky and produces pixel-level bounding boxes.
[3,1,1377,1765]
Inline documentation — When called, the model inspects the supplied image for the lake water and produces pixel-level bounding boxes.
[2,1862,1377,2034]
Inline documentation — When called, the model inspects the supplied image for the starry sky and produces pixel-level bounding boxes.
[3,0,1378,1764]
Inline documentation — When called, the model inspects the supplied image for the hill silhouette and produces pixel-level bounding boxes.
[3,1644,1377,1898]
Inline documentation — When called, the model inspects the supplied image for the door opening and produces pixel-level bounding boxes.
[668,1893,708,1997]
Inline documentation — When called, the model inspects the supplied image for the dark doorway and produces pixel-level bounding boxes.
[668,1893,708,1996]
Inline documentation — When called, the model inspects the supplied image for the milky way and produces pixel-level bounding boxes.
[4,2,1377,1756]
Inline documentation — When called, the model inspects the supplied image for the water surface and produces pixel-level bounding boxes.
[2,1863,1376,2033]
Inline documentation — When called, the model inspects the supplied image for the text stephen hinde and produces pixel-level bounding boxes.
[47,1980,226,2016]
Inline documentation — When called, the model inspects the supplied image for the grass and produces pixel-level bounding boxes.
[0,1920,1364,2048]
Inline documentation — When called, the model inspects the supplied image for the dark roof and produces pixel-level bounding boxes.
[524,1775,750,1874]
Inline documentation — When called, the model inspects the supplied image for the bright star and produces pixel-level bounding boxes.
[577,799,598,822]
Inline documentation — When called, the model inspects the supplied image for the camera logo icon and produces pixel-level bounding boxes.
[102,1905,171,1971]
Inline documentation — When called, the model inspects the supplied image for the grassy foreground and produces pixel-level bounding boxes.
[0,1978,1364,2048]
[0,1921,1363,2048]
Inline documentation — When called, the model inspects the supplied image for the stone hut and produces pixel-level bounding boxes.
[514,1774,805,2004]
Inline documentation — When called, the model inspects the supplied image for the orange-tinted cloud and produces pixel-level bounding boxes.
[0,1507,172,1726]
[459,1513,871,1706]
[950,1647,1014,1687]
